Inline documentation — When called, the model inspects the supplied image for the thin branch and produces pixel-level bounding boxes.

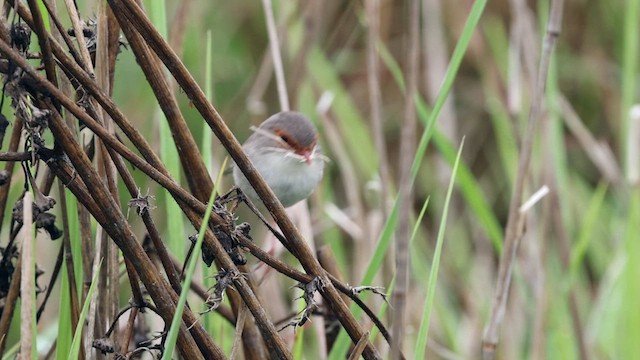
[61,0,94,77]
[260,0,289,111]
[482,0,565,358]
[0,151,29,161]
[392,0,420,358]
[25,0,57,84]
[365,0,392,219]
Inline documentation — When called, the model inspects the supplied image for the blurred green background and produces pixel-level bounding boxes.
[2,0,639,359]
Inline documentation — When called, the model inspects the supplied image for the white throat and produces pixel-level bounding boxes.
[233,148,324,207]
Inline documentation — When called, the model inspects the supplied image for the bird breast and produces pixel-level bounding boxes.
[234,150,324,207]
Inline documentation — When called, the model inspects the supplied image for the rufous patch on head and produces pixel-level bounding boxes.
[274,128,317,153]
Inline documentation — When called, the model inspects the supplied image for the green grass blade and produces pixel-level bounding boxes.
[202,29,214,175]
[410,0,488,180]
[414,138,464,359]
[2,342,19,360]
[412,196,430,242]
[55,262,73,359]
[162,158,227,360]
[569,182,608,280]
[67,259,102,360]
[377,44,405,92]
[621,190,640,357]
[621,0,639,176]
[148,0,186,261]
[378,10,502,251]
[432,129,503,251]
[485,94,518,187]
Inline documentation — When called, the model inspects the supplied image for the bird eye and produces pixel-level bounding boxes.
[280,135,290,144]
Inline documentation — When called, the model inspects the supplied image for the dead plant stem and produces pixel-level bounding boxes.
[482,0,565,358]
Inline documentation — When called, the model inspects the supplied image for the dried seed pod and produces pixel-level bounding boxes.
[10,23,31,53]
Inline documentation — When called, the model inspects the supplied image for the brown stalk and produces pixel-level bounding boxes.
[61,0,94,77]
[42,150,108,227]
[99,4,270,356]
[44,0,95,295]
[13,46,209,220]
[235,229,395,349]
[0,11,8,43]
[92,4,119,354]
[3,2,390,358]
[229,304,248,360]
[110,1,381,357]
[317,246,349,305]
[482,0,565,358]
[0,152,29,160]
[348,332,370,360]
[45,148,151,356]
[103,137,232,354]
[2,2,168,186]
[4,2,218,227]
[29,23,285,355]
[43,105,214,359]
[0,29,228,276]
[7,2,216,229]
[120,306,139,354]
[0,1,213,222]
[77,202,93,286]
[40,0,89,73]
[391,0,420,358]
[114,0,213,203]
[35,61,224,356]
[25,0,56,84]
[108,146,182,294]
[106,6,120,88]
[0,49,219,354]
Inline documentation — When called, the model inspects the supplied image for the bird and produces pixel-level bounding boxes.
[233,111,326,208]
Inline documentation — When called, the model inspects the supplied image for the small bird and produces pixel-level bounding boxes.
[233,111,326,207]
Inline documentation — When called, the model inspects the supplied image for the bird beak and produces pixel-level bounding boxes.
[302,152,312,165]
[297,150,312,165]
